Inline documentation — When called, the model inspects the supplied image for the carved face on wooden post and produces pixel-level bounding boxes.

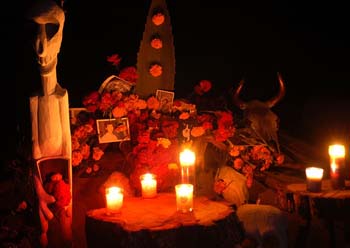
[233,73,286,151]
[28,1,65,75]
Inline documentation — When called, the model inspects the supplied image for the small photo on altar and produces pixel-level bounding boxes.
[69,107,88,125]
[156,89,174,113]
[97,118,130,144]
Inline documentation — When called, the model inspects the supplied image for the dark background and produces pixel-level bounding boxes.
[9,0,350,163]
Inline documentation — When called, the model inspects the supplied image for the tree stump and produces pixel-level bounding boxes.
[85,193,244,248]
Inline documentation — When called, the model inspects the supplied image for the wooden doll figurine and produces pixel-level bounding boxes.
[27,0,72,247]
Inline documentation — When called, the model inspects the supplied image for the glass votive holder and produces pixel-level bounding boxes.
[105,186,123,213]
[175,184,193,213]
[305,167,324,192]
[140,173,157,198]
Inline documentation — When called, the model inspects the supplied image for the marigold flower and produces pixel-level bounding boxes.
[233,158,244,170]
[147,96,160,110]
[149,63,162,77]
[157,137,171,148]
[81,143,91,160]
[119,66,138,83]
[151,38,163,49]
[152,13,165,26]
[179,112,190,120]
[92,147,104,161]
[191,126,205,137]
[72,150,83,167]
[112,105,128,118]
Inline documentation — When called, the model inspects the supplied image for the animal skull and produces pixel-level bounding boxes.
[233,73,286,152]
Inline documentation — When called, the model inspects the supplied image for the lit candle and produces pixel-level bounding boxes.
[140,173,157,198]
[105,186,123,213]
[179,149,196,184]
[305,167,324,192]
[175,184,193,213]
[328,144,346,189]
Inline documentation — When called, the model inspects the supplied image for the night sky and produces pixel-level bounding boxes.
[9,0,350,162]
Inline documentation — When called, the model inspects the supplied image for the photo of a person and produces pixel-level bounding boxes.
[100,123,118,143]
[97,118,131,144]
[156,90,174,113]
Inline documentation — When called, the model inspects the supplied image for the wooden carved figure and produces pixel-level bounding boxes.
[27,0,72,247]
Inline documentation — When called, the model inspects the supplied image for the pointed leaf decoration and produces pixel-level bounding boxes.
[135,0,176,97]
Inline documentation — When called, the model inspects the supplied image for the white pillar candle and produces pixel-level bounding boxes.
[328,144,346,189]
[140,173,157,198]
[179,149,196,184]
[175,184,193,213]
[305,167,324,192]
[105,186,123,213]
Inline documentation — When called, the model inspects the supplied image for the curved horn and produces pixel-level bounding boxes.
[265,72,286,108]
[233,79,247,110]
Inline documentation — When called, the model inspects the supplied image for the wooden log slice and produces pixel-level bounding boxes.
[85,193,244,248]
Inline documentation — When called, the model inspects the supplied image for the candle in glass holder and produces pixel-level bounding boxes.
[305,167,324,192]
[179,149,196,184]
[105,186,123,213]
[140,173,157,198]
[328,144,346,189]
[175,184,193,213]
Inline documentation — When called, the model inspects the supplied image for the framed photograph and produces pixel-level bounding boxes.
[69,107,88,125]
[97,118,131,144]
[156,89,174,113]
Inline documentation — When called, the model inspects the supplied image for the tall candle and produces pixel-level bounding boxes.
[305,167,324,192]
[175,184,193,213]
[328,144,346,189]
[140,173,157,198]
[105,186,123,213]
[179,149,196,184]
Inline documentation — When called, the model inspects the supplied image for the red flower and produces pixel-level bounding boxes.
[52,180,71,209]
[161,119,179,139]
[149,63,162,77]
[107,54,122,67]
[119,66,138,83]
[194,80,212,95]
[151,38,163,49]
[83,91,101,112]
[152,13,165,26]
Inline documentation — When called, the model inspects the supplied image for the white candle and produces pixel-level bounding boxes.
[179,149,196,184]
[305,167,324,180]
[105,186,123,213]
[140,173,157,198]
[305,167,324,192]
[175,184,193,213]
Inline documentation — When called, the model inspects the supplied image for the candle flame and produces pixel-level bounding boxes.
[179,149,196,166]
[328,144,345,158]
[107,186,122,194]
[305,167,324,179]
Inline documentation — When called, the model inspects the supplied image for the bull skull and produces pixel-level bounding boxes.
[233,73,286,152]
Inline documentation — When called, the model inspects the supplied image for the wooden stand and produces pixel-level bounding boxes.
[287,180,350,247]
[85,193,244,248]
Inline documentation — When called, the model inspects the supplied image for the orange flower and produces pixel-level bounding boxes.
[152,13,165,26]
[119,66,138,83]
[151,38,163,49]
[191,126,205,137]
[147,96,160,110]
[149,63,162,77]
